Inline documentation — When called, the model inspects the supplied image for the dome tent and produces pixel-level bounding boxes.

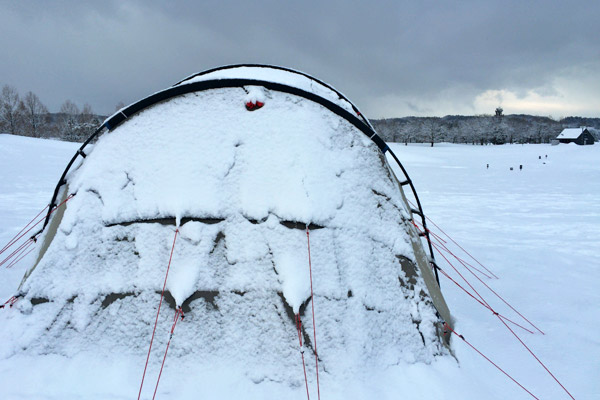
[3,65,453,396]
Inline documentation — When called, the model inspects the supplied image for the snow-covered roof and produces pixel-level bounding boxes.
[557,127,586,139]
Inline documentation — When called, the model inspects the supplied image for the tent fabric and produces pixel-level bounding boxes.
[4,65,453,388]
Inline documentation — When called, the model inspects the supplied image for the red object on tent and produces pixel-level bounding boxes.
[245,100,264,111]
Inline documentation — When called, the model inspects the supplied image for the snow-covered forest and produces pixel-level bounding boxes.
[371,114,600,146]
[0,84,105,141]
[2,84,599,145]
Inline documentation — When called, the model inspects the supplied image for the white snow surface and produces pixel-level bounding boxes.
[177,65,358,115]
[0,83,447,398]
[1,136,599,398]
[557,127,586,139]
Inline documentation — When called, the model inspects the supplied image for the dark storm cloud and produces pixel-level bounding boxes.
[1,0,598,117]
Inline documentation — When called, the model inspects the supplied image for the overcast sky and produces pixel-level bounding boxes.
[1,0,598,118]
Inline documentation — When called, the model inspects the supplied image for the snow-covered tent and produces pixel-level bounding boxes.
[3,65,453,395]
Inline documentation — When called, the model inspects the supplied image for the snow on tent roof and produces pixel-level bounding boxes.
[4,65,453,394]
[175,64,358,115]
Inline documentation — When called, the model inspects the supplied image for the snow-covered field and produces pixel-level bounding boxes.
[387,142,599,399]
[0,134,598,399]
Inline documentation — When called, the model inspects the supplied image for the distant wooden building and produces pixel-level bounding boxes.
[557,127,595,145]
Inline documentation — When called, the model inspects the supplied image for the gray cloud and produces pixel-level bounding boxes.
[1,0,598,117]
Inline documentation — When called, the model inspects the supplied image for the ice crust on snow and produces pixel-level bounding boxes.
[3,78,448,389]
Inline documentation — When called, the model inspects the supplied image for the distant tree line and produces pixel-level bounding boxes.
[370,108,600,146]
[0,84,108,142]
[2,83,599,145]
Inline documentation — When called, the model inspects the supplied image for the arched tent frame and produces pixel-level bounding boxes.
[35,64,450,329]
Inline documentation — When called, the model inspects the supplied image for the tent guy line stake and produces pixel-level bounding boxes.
[138,228,179,400]
[306,227,321,400]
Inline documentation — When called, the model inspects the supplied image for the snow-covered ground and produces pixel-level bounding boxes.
[387,142,600,400]
[0,134,598,399]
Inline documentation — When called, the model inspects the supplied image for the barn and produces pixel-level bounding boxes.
[556,127,595,145]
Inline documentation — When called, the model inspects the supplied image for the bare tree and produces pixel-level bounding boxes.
[79,103,94,123]
[78,103,99,139]
[58,100,80,140]
[0,85,23,135]
[422,117,444,147]
[20,91,48,137]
